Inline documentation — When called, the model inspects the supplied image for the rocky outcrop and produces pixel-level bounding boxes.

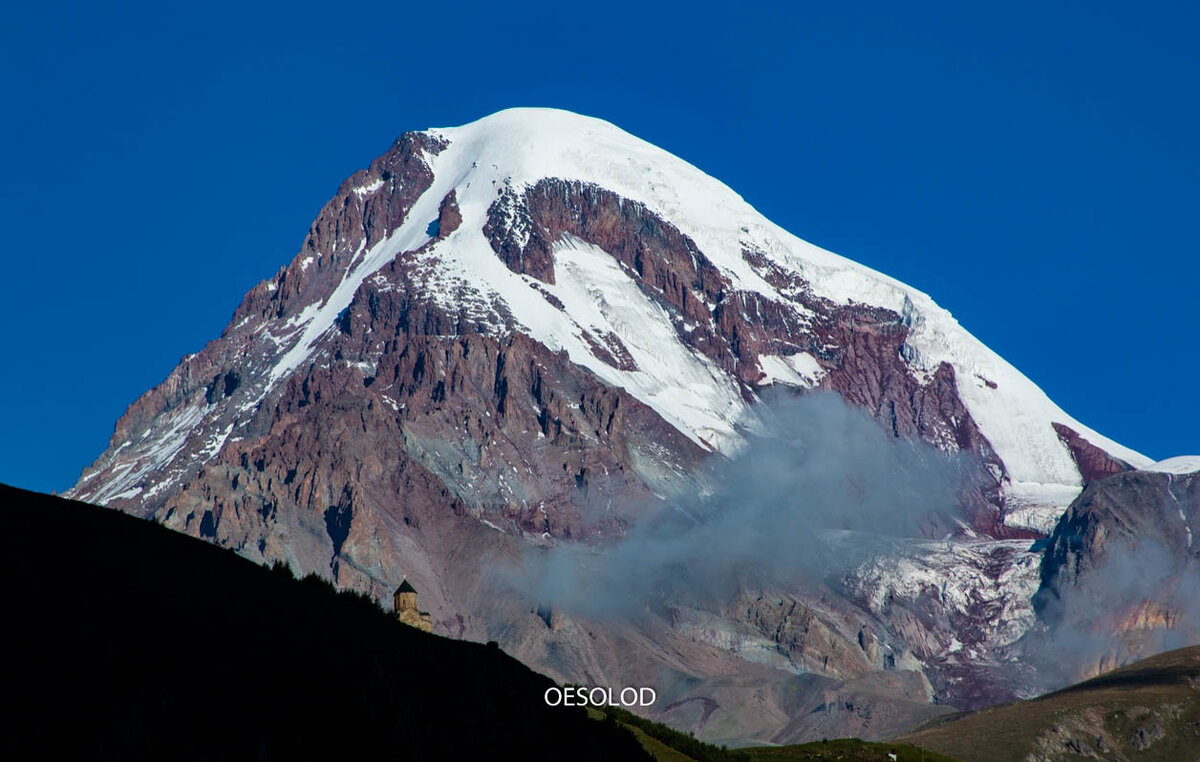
[1031,468,1200,681]
[1052,422,1135,482]
[434,189,461,238]
[1038,469,1198,597]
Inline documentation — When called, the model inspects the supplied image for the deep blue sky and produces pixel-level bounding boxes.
[2,2,1196,493]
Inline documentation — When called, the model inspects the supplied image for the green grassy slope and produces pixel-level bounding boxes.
[897,646,1200,761]
[598,705,959,761]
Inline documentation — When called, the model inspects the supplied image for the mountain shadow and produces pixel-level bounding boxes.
[0,483,649,760]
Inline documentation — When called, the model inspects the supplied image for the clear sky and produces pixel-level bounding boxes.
[1,2,1196,494]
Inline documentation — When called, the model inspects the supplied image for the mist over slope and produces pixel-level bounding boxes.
[512,392,968,616]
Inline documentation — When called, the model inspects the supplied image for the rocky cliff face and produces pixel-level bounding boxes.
[68,108,1158,743]
[1029,464,1200,683]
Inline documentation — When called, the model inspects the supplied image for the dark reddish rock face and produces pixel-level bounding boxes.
[1052,422,1135,483]
[435,189,462,238]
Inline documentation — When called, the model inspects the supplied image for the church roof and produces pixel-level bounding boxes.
[396,578,418,595]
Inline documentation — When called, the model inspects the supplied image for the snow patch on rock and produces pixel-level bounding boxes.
[757,352,825,388]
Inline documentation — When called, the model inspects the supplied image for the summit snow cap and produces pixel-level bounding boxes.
[410,108,1150,478]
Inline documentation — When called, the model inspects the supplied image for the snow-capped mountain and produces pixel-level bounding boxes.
[71,108,1146,516]
[67,108,1163,742]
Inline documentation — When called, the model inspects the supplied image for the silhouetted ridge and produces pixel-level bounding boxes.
[0,483,648,760]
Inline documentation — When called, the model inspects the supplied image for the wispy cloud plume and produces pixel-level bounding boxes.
[508,391,971,617]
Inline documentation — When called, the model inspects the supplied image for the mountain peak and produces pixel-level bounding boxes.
[64,106,1166,741]
[433,106,623,137]
[71,105,1149,516]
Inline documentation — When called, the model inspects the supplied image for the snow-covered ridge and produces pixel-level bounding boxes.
[1143,456,1200,475]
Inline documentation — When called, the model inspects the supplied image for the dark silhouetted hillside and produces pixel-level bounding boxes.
[0,483,648,760]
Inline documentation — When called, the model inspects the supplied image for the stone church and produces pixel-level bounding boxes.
[393,578,433,633]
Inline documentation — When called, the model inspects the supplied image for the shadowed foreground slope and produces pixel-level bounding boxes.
[0,483,648,760]
[897,646,1200,761]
